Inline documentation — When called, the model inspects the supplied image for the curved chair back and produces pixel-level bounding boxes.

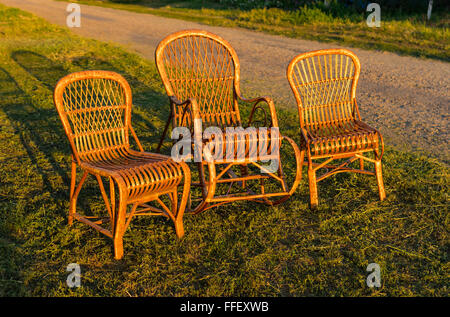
[53,70,132,163]
[156,30,241,128]
[287,49,361,129]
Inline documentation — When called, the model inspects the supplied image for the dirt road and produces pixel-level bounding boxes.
[1,0,449,161]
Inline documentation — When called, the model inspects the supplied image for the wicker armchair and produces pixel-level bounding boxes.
[54,71,190,259]
[287,49,386,207]
[155,30,302,214]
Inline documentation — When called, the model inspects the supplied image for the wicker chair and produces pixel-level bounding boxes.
[287,49,386,207]
[155,30,302,214]
[54,71,191,259]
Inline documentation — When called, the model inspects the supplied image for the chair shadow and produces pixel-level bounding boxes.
[12,50,172,153]
[0,67,68,205]
[11,51,67,91]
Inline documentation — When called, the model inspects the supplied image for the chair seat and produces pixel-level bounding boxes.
[305,120,380,156]
[202,127,282,163]
[80,149,184,200]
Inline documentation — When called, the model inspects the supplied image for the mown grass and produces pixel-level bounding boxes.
[59,0,450,61]
[0,4,448,297]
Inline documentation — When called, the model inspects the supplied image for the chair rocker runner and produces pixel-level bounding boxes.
[287,49,386,208]
[54,70,191,259]
[155,30,302,214]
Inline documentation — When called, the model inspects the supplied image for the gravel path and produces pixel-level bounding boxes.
[2,0,449,161]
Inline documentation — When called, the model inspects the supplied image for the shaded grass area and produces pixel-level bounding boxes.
[60,0,449,61]
[0,5,449,296]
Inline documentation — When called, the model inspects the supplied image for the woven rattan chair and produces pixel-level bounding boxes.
[155,30,302,214]
[287,49,386,207]
[54,70,191,259]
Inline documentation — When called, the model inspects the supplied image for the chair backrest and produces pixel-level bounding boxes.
[156,30,241,129]
[287,49,361,129]
[53,70,132,163]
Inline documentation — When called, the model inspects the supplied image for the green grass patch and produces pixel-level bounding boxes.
[59,0,449,61]
[0,4,448,296]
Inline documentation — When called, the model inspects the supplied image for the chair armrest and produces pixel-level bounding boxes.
[169,96,201,126]
[299,127,312,151]
[300,127,310,142]
[169,95,202,142]
[169,96,203,162]
[237,93,279,128]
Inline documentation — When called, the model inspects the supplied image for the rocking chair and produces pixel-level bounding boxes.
[155,30,302,214]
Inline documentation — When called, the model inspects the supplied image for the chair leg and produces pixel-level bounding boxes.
[69,170,88,226]
[174,218,184,238]
[113,190,127,260]
[69,160,77,226]
[109,177,115,224]
[156,110,172,153]
[308,164,318,208]
[175,163,190,237]
[170,190,184,238]
[374,160,386,201]
[240,165,249,189]
[113,236,124,260]
[191,161,216,214]
[198,162,208,200]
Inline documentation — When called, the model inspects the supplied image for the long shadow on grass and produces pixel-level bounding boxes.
[0,68,39,296]
[0,67,68,204]
[12,51,172,153]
